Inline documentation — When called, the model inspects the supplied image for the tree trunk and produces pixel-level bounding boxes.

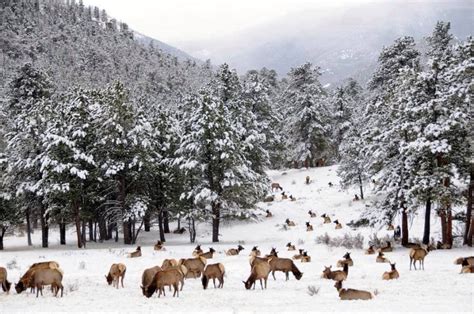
[81,220,87,247]
[73,199,83,248]
[401,209,408,246]
[26,208,32,246]
[358,173,364,200]
[440,209,447,245]
[212,202,220,242]
[189,216,196,243]
[114,224,119,242]
[123,220,132,245]
[144,211,151,232]
[40,203,49,248]
[59,222,66,245]
[99,217,107,242]
[447,208,453,247]
[88,219,94,241]
[177,214,181,230]
[464,167,473,246]
[467,217,474,247]
[158,209,166,242]
[118,176,132,244]
[422,197,431,245]
[163,210,170,233]
[0,227,6,250]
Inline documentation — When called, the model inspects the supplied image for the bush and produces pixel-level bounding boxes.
[307,285,320,296]
[315,232,364,249]
[368,233,392,247]
[78,261,86,270]
[6,258,19,270]
[297,238,305,245]
[346,218,370,228]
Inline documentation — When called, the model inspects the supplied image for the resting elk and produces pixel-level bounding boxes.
[334,280,373,300]
[321,214,331,224]
[226,245,245,256]
[286,242,296,251]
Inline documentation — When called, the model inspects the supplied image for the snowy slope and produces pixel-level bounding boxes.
[0,166,472,313]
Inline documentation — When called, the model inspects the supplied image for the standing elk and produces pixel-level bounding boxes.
[30,268,64,298]
[145,268,183,298]
[268,257,303,281]
[179,256,207,278]
[226,245,245,256]
[382,263,399,280]
[409,246,429,270]
[202,263,225,289]
[243,261,271,290]
[140,266,162,296]
[0,267,11,294]
[334,280,373,300]
[271,183,283,192]
[15,261,62,294]
[106,263,126,289]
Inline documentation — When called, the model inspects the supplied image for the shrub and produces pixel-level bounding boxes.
[316,232,364,249]
[307,285,320,296]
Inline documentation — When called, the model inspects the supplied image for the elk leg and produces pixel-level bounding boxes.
[220,276,224,288]
[286,271,289,281]
[180,278,184,291]
[213,278,216,288]
[264,277,267,289]
[175,283,179,297]
[260,279,263,290]
[272,270,276,280]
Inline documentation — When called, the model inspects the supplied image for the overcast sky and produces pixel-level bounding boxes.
[82,0,374,46]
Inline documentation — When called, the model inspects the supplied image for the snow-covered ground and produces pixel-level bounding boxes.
[0,166,472,313]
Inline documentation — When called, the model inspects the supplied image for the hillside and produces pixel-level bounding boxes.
[1,166,471,312]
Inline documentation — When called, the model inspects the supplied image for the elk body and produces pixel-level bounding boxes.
[308,210,317,218]
[334,281,372,300]
[365,246,375,255]
[265,210,273,218]
[264,195,275,202]
[454,257,474,266]
[250,246,261,257]
[337,252,354,267]
[460,260,474,274]
[382,263,399,280]
[179,256,207,278]
[321,264,348,281]
[15,261,62,294]
[265,248,278,258]
[379,242,393,252]
[200,248,216,259]
[192,245,203,257]
[154,241,165,251]
[409,247,428,270]
[106,263,126,289]
[305,176,310,184]
[141,266,162,296]
[161,259,179,270]
[128,246,142,258]
[334,220,342,229]
[292,249,304,260]
[306,222,314,231]
[268,257,303,281]
[226,245,244,256]
[243,262,271,290]
[285,219,296,227]
[0,267,11,294]
[145,268,183,298]
[286,242,296,251]
[387,224,394,231]
[301,252,311,263]
[271,182,283,192]
[30,268,64,298]
[202,263,225,289]
[321,214,331,224]
[376,252,390,263]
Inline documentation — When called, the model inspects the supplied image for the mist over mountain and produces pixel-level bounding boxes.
[181,0,473,84]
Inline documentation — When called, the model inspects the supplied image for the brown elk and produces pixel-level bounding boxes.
[243,262,271,290]
[454,256,474,266]
[382,263,399,280]
[161,259,178,270]
[154,241,165,251]
[376,252,390,263]
[249,256,270,268]
[334,220,342,229]
[387,224,394,231]
[292,249,304,260]
[265,210,273,218]
[321,264,349,281]
[305,176,310,184]
[409,246,429,270]
[353,194,360,201]
[265,247,278,258]
[106,263,126,288]
[308,210,317,218]
[379,241,392,252]
[200,248,216,259]
[436,241,452,250]
[285,218,296,227]
[334,280,373,300]
[0,267,11,294]
[306,222,314,231]
[264,195,275,202]
[286,242,296,251]
[301,252,311,263]
[365,245,376,255]
[460,259,474,274]
[337,252,354,267]
[30,268,64,298]
[268,257,303,281]
[179,256,207,278]
[145,268,182,298]
[202,263,225,289]
[289,195,296,201]
[281,192,288,200]
[321,214,331,224]
[249,246,261,257]
[192,244,203,257]
[140,266,162,296]
[15,261,62,294]
[128,246,142,258]
[226,244,245,256]
[271,182,283,192]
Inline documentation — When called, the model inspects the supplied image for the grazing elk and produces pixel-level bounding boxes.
[292,249,304,260]
[409,246,429,270]
[179,256,207,278]
[305,176,310,184]
[321,213,331,224]
[226,245,245,256]
[321,264,349,281]
[285,218,296,227]
[337,252,353,267]
[15,261,62,294]
[271,182,283,192]
[301,252,311,263]
[128,246,142,258]
[306,222,314,231]
[454,256,474,266]
[382,263,399,280]
[243,262,271,290]
[0,267,11,294]
[202,263,225,289]
[379,241,393,252]
[334,220,342,229]
[308,210,317,218]
[161,259,179,270]
[140,266,162,296]
[334,280,373,300]
[376,252,390,263]
[286,242,296,251]
[265,210,273,218]
[30,268,64,298]
[365,245,376,255]
[145,268,183,298]
[268,257,303,281]
[250,246,261,257]
[200,248,216,259]
[154,241,165,251]
[249,256,270,268]
[192,245,203,257]
[106,263,126,289]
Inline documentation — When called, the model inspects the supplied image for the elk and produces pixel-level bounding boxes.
[265,210,273,218]
[15,261,62,294]
[0,267,11,294]
[376,252,390,263]
[301,252,311,263]
[106,263,126,289]
[161,259,179,269]
[281,192,288,200]
[264,195,275,202]
[179,256,207,278]
[202,263,225,289]
[365,245,376,255]
[460,259,474,274]
[409,246,429,270]
[140,266,162,296]
[226,244,245,256]
[285,218,296,227]
[353,194,360,201]
[379,241,392,252]
[382,263,399,280]
[334,220,342,229]
[271,182,283,192]
[249,256,270,268]
[128,246,142,258]
[249,246,261,257]
[173,227,186,234]
[289,195,296,201]
[334,280,373,300]
[305,176,310,184]
[154,241,165,251]
[30,268,64,298]
[265,247,278,258]
[308,210,317,218]
[337,252,353,267]
[192,245,203,257]
[454,256,474,266]
[328,182,334,187]
[321,213,331,224]
[268,257,303,281]
[286,242,296,251]
[306,222,314,231]
[243,262,271,290]
[292,249,304,260]
[321,264,349,281]
[145,268,182,298]
[387,224,394,231]
[200,248,216,259]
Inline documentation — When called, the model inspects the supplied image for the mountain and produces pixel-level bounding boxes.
[134,32,199,63]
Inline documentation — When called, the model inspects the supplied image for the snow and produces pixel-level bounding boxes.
[0,166,472,313]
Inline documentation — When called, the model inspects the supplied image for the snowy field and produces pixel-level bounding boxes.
[0,166,472,313]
